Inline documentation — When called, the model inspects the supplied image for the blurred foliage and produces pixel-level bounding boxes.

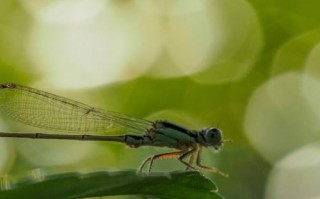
[0,170,223,199]
[1,0,320,199]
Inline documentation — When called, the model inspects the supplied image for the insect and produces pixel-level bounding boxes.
[0,83,229,177]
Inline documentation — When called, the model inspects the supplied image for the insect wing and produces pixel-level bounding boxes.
[0,84,151,135]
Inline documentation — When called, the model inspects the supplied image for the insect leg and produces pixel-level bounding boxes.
[137,151,186,173]
[196,145,229,177]
[185,152,195,170]
[178,147,197,170]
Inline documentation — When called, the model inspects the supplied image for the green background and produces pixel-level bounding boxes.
[1,0,320,198]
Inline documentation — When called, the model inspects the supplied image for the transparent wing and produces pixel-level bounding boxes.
[0,83,152,134]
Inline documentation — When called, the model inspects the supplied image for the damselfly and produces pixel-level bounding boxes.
[0,83,229,177]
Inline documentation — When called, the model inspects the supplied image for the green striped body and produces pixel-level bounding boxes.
[124,121,198,150]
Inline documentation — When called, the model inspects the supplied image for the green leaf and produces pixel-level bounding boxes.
[0,170,223,199]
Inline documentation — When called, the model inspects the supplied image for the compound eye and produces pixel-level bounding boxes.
[209,128,219,136]
[207,128,222,145]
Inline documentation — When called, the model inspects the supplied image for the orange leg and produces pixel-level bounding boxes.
[137,148,197,173]
[186,153,195,170]
[178,147,197,171]
[196,146,229,177]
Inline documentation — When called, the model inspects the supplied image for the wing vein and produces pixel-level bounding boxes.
[0,83,152,135]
